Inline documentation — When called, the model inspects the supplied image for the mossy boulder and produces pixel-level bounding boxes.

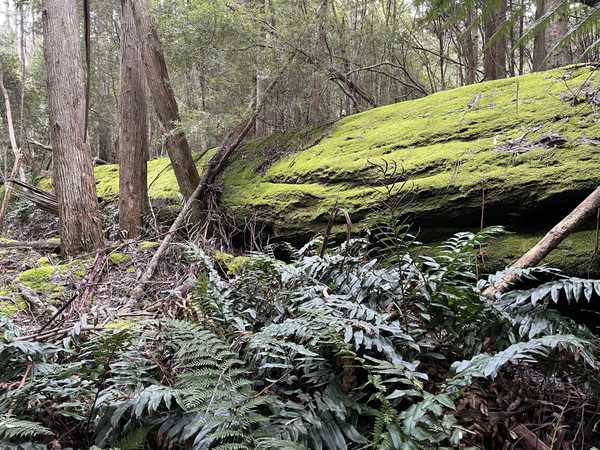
[91,65,599,274]
[16,265,61,293]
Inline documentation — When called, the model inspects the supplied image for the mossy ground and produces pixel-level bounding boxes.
[108,252,131,265]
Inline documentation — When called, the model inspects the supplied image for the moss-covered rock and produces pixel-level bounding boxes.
[93,65,599,236]
[16,265,59,293]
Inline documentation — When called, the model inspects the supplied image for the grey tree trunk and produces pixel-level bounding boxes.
[118,0,149,238]
[533,0,547,71]
[544,0,572,69]
[130,0,201,214]
[463,10,479,85]
[42,0,103,256]
[483,0,507,81]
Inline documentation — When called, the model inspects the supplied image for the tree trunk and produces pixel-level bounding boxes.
[544,0,572,69]
[119,0,149,238]
[533,0,547,71]
[129,0,201,212]
[463,10,479,85]
[483,0,507,81]
[42,0,103,256]
[485,186,600,298]
[0,71,23,233]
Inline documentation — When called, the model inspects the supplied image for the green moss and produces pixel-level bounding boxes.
[89,65,599,241]
[139,241,159,251]
[37,256,51,266]
[484,230,600,277]
[109,252,131,265]
[16,265,57,292]
[105,319,137,330]
[0,289,26,317]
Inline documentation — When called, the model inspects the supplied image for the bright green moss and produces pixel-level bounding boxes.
[109,252,131,265]
[139,241,159,251]
[90,65,599,240]
[37,256,51,266]
[105,319,137,330]
[16,266,57,292]
[484,230,600,277]
[0,289,26,317]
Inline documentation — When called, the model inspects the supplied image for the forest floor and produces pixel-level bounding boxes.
[2,205,600,449]
[0,206,198,338]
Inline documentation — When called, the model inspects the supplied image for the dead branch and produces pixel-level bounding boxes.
[16,283,59,315]
[0,154,23,233]
[5,178,58,214]
[27,140,53,152]
[485,186,600,298]
[131,61,290,299]
[0,239,60,250]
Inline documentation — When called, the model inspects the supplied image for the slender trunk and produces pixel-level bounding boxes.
[544,0,572,69]
[42,0,103,256]
[130,0,201,210]
[0,72,23,233]
[486,186,600,297]
[463,10,479,85]
[308,0,328,123]
[483,0,507,81]
[119,0,149,238]
[533,0,547,71]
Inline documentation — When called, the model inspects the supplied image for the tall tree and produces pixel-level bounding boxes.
[42,0,103,256]
[130,0,201,215]
[483,0,507,80]
[119,0,149,238]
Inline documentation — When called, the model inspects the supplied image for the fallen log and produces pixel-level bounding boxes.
[485,185,600,298]
[0,239,61,251]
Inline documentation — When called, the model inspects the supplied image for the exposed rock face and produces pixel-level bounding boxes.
[94,64,600,274]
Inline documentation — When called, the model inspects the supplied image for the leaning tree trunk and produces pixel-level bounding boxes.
[119,0,149,238]
[42,0,103,256]
[485,186,600,298]
[130,0,201,213]
[483,0,507,81]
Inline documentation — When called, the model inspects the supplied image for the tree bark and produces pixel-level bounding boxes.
[533,0,547,71]
[129,0,201,211]
[485,186,600,298]
[483,0,507,81]
[544,0,572,69]
[42,0,103,256]
[119,0,149,238]
[0,71,24,233]
[463,10,479,85]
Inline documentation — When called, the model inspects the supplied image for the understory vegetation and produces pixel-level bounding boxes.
[2,221,600,449]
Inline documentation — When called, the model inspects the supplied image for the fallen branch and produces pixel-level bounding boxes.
[511,425,551,450]
[0,154,23,233]
[16,283,59,315]
[131,61,290,299]
[27,139,53,152]
[485,186,600,298]
[0,239,61,251]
